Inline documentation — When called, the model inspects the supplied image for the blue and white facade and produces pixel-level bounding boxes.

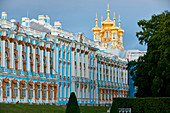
[0,12,129,105]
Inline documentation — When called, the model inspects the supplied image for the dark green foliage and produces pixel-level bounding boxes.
[66,92,80,113]
[113,97,170,113]
[128,10,170,97]
[110,101,119,113]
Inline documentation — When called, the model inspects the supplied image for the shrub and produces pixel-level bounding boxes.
[113,97,170,113]
[66,92,80,113]
[110,101,119,113]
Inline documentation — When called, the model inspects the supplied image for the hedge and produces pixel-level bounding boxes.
[113,97,170,113]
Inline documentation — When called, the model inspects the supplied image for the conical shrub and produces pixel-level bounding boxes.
[66,92,80,113]
[110,101,119,113]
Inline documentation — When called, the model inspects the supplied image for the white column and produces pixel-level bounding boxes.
[77,50,80,77]
[46,44,50,75]
[27,46,30,72]
[81,52,84,78]
[55,44,59,74]
[1,31,6,68]
[94,57,97,81]
[98,63,100,81]
[101,64,103,81]
[53,46,56,75]
[123,68,125,84]
[108,65,110,82]
[112,66,114,83]
[18,36,22,71]
[10,42,14,69]
[85,53,89,79]
[115,66,117,83]
[126,70,128,85]
[105,66,107,82]
[39,84,42,103]
[40,48,44,75]
[33,47,36,73]
[71,48,75,77]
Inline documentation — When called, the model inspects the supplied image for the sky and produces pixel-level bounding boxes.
[0,0,170,51]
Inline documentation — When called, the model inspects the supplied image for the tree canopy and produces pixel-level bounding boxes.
[128,10,170,97]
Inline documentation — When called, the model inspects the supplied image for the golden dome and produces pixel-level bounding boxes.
[92,13,101,32]
[118,15,124,33]
[101,4,114,26]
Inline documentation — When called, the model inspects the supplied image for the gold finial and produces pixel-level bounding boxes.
[95,13,98,27]
[101,16,103,29]
[114,12,116,20]
[107,4,109,10]
[113,12,116,26]
[101,16,103,21]
[107,4,110,19]
[118,15,121,28]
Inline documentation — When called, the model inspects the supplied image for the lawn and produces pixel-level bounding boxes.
[0,103,65,113]
[80,106,110,113]
[0,103,110,113]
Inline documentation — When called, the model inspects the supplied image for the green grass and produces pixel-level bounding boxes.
[80,106,110,113]
[0,103,66,113]
[0,103,110,113]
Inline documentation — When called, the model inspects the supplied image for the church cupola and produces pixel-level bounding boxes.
[92,13,101,44]
[92,4,125,50]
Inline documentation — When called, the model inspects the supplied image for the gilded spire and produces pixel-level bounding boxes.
[113,12,116,26]
[101,16,103,29]
[118,15,121,28]
[107,4,110,19]
[101,16,103,21]
[95,13,98,27]
[113,12,116,21]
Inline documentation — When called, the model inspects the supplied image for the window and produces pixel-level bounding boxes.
[74,52,76,60]
[5,40,8,48]
[67,53,69,60]
[59,63,61,75]
[43,86,47,99]
[29,85,33,98]
[105,31,110,38]
[6,82,10,97]
[50,86,53,98]
[59,85,61,98]
[94,34,98,40]
[44,50,46,57]
[30,47,32,53]
[112,34,116,39]
[63,51,65,59]
[14,42,17,50]
[14,84,18,97]
[59,50,61,58]
[22,84,26,97]
[37,86,40,98]
[36,48,39,54]
[22,44,25,52]
[67,86,70,98]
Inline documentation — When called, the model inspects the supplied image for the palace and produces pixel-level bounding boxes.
[0,5,129,105]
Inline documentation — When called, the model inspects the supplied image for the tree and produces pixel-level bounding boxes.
[110,101,119,113]
[66,92,80,113]
[128,10,170,97]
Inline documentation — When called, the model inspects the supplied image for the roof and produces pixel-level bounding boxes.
[30,21,51,33]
